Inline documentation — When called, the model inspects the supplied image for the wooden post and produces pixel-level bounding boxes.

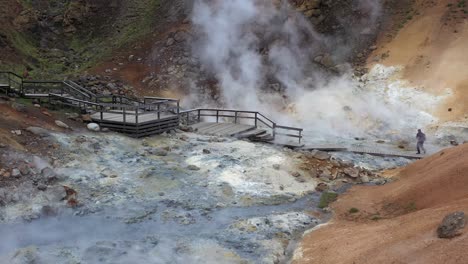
[136,105,139,124]
[272,123,276,140]
[299,130,302,144]
[234,111,238,124]
[255,112,258,127]
[216,110,219,123]
[123,107,126,123]
[198,109,201,122]
[157,104,161,119]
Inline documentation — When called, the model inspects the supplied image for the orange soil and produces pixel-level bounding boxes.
[294,143,468,264]
[0,100,75,152]
[369,0,468,123]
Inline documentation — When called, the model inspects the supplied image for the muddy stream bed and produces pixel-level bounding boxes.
[0,132,411,263]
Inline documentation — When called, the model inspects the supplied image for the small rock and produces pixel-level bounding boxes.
[128,55,135,62]
[153,149,168,156]
[315,182,329,192]
[41,167,58,183]
[166,38,175,46]
[11,169,21,178]
[18,164,31,175]
[37,184,47,191]
[187,165,200,171]
[437,211,466,238]
[343,167,360,178]
[311,150,331,160]
[87,123,100,132]
[272,164,281,170]
[202,149,211,154]
[291,171,301,178]
[26,127,49,137]
[100,169,118,178]
[296,177,306,183]
[55,120,70,129]
[11,130,22,136]
[360,174,370,183]
[44,185,67,203]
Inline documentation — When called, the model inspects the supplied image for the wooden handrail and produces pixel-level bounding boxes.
[178,108,302,142]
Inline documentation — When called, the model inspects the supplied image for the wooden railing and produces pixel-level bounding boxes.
[23,81,92,101]
[0,71,23,95]
[49,94,180,124]
[179,108,303,143]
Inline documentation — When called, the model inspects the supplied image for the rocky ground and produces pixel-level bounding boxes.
[0,100,404,263]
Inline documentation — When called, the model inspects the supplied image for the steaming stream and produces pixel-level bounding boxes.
[0,133,337,263]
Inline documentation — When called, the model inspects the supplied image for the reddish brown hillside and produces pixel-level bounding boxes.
[294,143,468,264]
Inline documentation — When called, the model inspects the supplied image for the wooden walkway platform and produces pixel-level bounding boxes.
[300,145,424,159]
[91,112,177,124]
[190,122,259,137]
[347,147,424,159]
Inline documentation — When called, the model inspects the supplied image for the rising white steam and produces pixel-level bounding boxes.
[191,0,439,141]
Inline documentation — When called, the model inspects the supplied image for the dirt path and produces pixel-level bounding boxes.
[293,143,468,264]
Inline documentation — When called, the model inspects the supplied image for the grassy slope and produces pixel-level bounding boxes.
[1,0,160,78]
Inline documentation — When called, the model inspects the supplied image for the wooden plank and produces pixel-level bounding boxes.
[206,123,240,135]
[191,122,215,130]
[192,122,223,132]
[301,145,348,151]
[196,123,225,133]
[348,148,423,159]
[24,93,50,98]
[269,141,305,149]
[237,129,266,138]
[223,125,255,136]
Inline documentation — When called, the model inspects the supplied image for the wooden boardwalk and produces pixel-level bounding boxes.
[301,145,424,159]
[190,122,261,137]
[91,112,177,124]
[347,147,424,159]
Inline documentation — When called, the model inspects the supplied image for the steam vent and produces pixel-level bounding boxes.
[0,0,467,263]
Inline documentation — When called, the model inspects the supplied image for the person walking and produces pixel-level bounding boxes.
[416,129,426,154]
